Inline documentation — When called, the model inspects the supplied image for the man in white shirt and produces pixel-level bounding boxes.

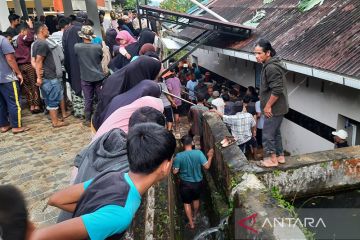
[211,91,225,115]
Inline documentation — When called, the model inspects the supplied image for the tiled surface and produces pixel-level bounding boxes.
[0,110,91,227]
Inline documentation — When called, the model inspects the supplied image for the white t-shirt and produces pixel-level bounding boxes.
[212,98,225,115]
[255,101,265,129]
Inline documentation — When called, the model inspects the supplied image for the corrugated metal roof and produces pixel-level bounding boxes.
[178,0,360,79]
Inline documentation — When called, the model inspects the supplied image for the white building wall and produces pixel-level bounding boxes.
[192,49,360,155]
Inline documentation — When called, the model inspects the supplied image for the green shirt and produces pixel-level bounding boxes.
[173,150,208,182]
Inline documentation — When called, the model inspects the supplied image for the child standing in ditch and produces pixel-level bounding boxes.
[173,135,214,229]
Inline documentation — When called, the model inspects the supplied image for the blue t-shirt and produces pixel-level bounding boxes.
[173,150,208,182]
[0,36,18,84]
[186,80,198,100]
[81,173,141,240]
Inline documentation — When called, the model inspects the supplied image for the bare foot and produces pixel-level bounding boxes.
[256,157,278,167]
[186,223,195,230]
[52,121,69,128]
[277,155,286,164]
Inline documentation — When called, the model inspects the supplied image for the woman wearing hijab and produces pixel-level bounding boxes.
[93,55,162,129]
[108,29,155,71]
[114,30,137,59]
[96,80,161,128]
[131,43,157,62]
[93,96,164,140]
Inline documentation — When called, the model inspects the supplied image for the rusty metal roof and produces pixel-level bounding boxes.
[178,0,360,79]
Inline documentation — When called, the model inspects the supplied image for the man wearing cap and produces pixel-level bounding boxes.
[332,129,349,148]
[74,26,105,127]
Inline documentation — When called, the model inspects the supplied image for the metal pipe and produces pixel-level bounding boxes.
[34,0,44,17]
[161,31,213,78]
[162,90,196,106]
[85,0,102,39]
[19,0,28,20]
[136,0,142,31]
[161,31,208,63]
[62,0,73,17]
[188,0,228,22]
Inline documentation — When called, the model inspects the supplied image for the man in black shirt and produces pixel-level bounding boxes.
[33,23,69,128]
[6,14,20,37]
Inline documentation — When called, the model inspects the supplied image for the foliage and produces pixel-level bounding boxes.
[273,169,282,177]
[123,0,137,9]
[113,0,143,9]
[271,186,295,215]
[271,186,315,240]
[160,0,194,13]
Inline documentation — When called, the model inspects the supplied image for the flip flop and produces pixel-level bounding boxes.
[12,127,31,134]
[0,126,11,133]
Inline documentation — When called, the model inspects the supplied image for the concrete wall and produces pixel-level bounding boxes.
[192,49,360,155]
[281,119,334,154]
[201,112,306,239]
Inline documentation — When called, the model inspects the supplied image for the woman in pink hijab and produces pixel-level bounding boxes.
[116,30,137,60]
[93,96,164,141]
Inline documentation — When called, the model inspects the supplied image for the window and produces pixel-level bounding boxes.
[338,115,360,146]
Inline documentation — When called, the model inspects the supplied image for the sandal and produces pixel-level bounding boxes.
[31,109,42,114]
[0,126,11,133]
[12,127,31,134]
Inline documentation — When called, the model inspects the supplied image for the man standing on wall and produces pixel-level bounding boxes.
[254,39,289,167]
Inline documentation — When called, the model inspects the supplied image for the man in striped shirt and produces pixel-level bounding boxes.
[212,103,256,153]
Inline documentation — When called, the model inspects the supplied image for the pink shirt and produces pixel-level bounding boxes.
[93,96,164,141]
[166,77,182,106]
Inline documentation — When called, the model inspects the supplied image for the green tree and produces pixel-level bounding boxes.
[113,0,137,9]
[159,0,194,13]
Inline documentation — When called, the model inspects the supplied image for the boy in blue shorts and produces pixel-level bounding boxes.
[31,123,176,240]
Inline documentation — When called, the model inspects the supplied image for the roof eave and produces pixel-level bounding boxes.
[168,36,360,90]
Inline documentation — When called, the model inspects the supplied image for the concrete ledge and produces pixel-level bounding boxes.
[202,112,251,198]
[257,146,360,198]
[229,173,306,240]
